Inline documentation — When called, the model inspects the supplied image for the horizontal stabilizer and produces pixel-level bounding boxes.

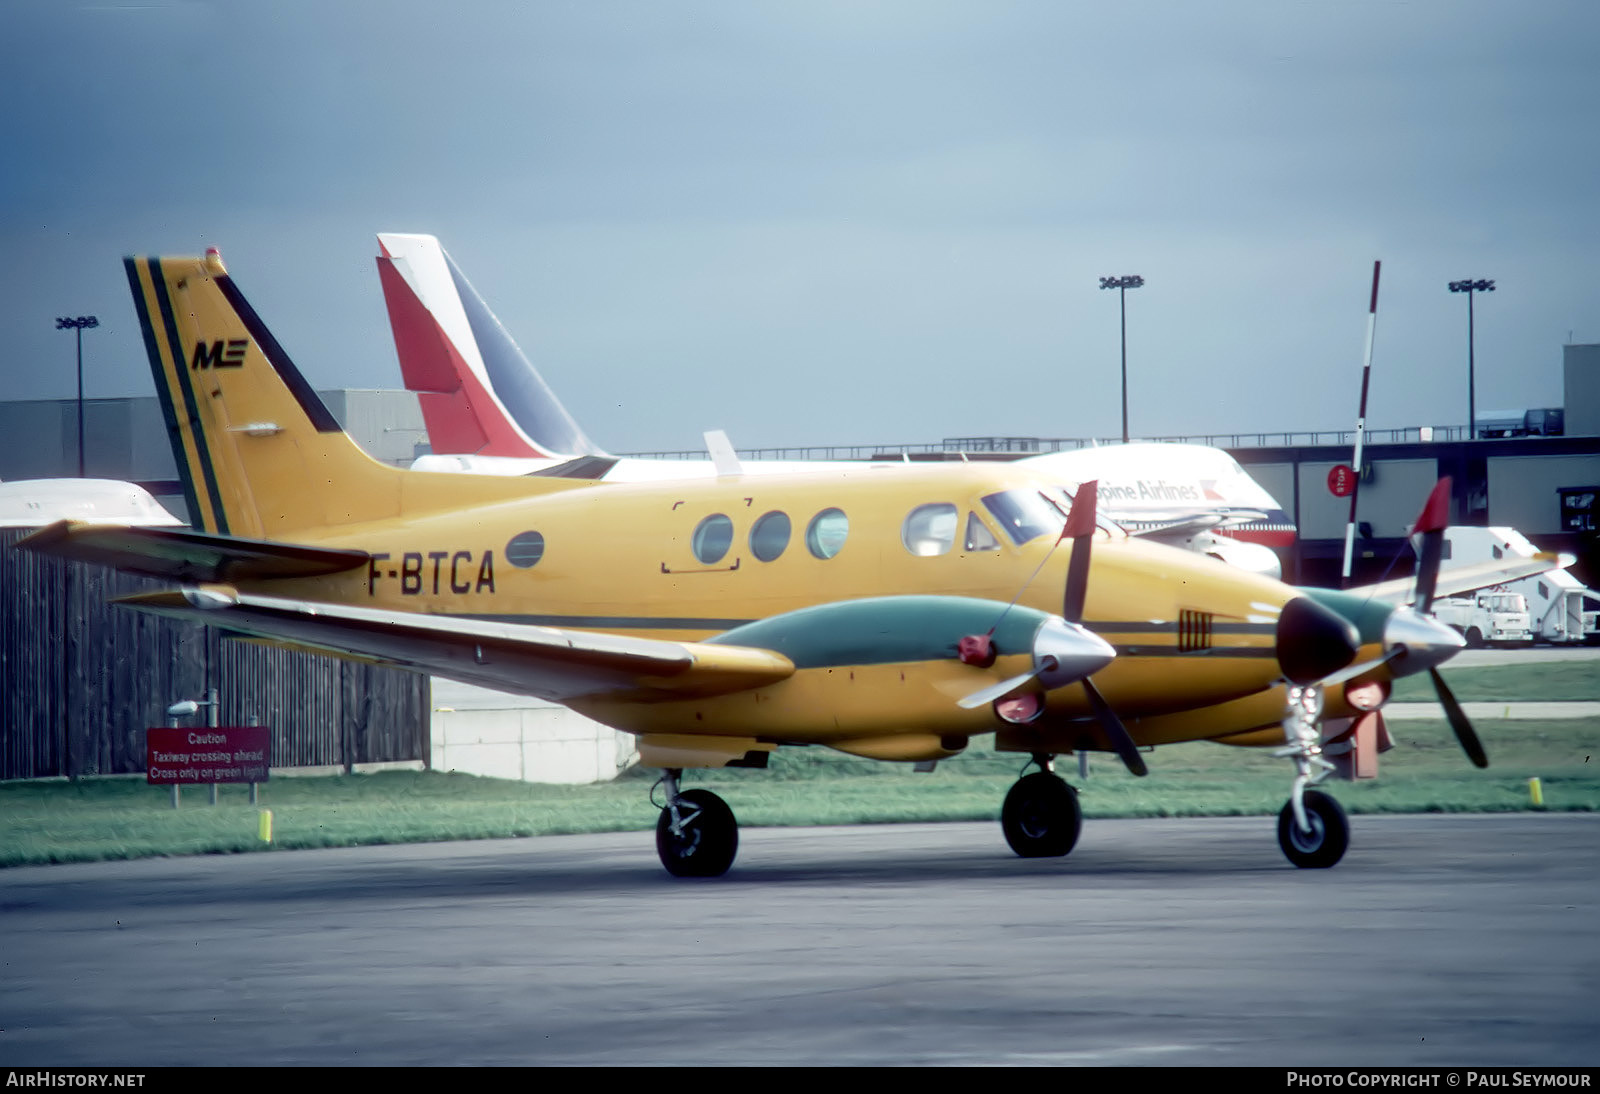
[113,587,796,702]
[529,455,622,480]
[15,521,369,583]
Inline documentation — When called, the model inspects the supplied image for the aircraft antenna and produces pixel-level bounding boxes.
[986,528,1067,634]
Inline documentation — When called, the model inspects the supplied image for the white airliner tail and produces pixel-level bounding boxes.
[376,233,606,460]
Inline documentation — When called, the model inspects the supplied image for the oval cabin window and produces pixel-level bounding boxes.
[750,511,791,563]
[805,508,849,560]
[902,503,957,557]
[692,514,735,564]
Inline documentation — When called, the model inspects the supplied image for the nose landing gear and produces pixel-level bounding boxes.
[1273,685,1350,868]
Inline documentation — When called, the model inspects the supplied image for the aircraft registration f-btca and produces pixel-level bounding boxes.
[18,251,1568,877]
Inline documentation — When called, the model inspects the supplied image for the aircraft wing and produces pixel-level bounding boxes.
[1122,508,1271,537]
[1352,552,1573,604]
[114,586,796,702]
[15,521,369,582]
[1123,514,1225,538]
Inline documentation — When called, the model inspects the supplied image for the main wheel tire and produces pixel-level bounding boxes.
[1277,789,1350,869]
[1001,772,1082,858]
[656,788,738,878]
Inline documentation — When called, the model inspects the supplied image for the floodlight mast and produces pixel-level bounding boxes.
[55,315,99,477]
[1099,275,1144,443]
[1447,279,1495,440]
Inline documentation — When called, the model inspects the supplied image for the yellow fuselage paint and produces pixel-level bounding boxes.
[244,461,1323,750]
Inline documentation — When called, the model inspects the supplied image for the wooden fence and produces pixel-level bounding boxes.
[1,529,428,780]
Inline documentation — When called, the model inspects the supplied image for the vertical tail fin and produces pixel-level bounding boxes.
[125,251,566,538]
[376,232,607,460]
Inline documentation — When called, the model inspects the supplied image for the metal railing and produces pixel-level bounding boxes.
[621,425,1479,461]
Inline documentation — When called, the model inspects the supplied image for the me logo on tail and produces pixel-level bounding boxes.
[191,339,248,370]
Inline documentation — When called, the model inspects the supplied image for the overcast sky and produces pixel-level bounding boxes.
[2,1,1596,454]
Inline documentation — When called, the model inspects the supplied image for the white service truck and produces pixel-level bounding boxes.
[1441,527,1600,645]
[1430,590,1532,648]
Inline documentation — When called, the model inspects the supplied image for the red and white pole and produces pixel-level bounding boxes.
[1340,261,1381,588]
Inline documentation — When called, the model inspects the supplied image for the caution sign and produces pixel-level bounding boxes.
[147,726,271,784]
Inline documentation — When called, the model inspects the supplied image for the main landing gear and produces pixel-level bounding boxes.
[1000,756,1082,858]
[1273,684,1351,868]
[653,769,738,878]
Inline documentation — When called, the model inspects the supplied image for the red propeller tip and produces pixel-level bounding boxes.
[1415,477,1452,535]
[1062,481,1099,540]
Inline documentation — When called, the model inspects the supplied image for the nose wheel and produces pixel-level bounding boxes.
[1276,789,1349,868]
[1001,763,1082,858]
[654,771,738,878]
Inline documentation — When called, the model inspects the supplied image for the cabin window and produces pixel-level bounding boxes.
[750,510,791,562]
[981,490,1062,546]
[805,508,849,559]
[964,512,1000,552]
[902,503,958,557]
[692,514,735,564]
[505,530,546,568]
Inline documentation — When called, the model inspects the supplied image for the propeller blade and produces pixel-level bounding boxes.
[957,670,1039,710]
[1318,648,1401,688]
[1429,667,1488,768]
[1083,678,1148,777]
[1061,480,1098,624]
[1411,477,1452,613]
[1059,485,1145,773]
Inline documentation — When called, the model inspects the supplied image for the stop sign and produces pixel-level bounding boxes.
[1328,464,1356,497]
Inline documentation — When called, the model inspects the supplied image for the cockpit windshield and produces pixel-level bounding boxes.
[981,490,1066,546]
[1040,485,1125,539]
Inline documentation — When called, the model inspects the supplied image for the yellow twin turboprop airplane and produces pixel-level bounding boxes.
[20,251,1560,878]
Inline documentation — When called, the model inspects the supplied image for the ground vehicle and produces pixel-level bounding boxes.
[1443,528,1600,644]
[1431,591,1532,648]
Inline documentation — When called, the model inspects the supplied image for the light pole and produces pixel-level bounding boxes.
[1099,275,1144,443]
[55,315,99,476]
[1447,279,1493,440]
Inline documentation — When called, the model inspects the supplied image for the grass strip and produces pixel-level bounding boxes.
[4,717,1595,868]
[1390,660,1600,702]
